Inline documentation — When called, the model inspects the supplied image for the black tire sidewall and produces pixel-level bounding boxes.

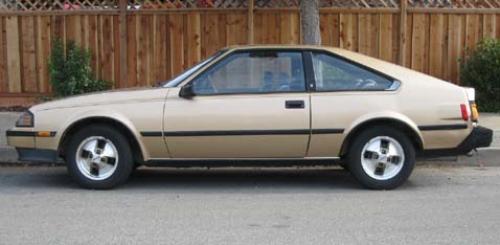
[66,124,134,189]
[347,126,416,190]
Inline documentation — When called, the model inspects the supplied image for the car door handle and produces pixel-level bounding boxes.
[285,100,305,109]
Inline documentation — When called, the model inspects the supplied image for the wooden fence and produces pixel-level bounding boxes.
[0,0,499,106]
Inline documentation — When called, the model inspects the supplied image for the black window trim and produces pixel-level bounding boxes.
[308,50,401,93]
[182,48,310,97]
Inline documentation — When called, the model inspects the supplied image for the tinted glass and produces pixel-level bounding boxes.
[191,51,306,95]
[312,53,393,91]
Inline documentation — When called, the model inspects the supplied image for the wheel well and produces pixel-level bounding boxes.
[339,119,423,157]
[58,117,144,164]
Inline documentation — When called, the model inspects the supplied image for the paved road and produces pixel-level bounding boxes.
[1,165,500,245]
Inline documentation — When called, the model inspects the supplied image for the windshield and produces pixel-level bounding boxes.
[162,50,226,88]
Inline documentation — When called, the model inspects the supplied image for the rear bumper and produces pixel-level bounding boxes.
[16,148,58,163]
[421,126,493,157]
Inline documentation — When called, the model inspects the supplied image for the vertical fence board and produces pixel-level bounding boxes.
[465,14,481,51]
[185,12,201,69]
[482,14,496,38]
[411,13,427,73]
[113,16,121,87]
[137,15,150,86]
[21,16,38,92]
[280,12,299,44]
[99,15,114,83]
[155,15,168,82]
[358,14,379,57]
[226,13,248,45]
[0,17,7,92]
[5,16,21,93]
[320,14,332,46]
[448,14,465,83]
[203,13,225,57]
[339,14,358,51]
[169,14,184,77]
[126,14,137,87]
[404,13,412,68]
[429,14,444,79]
[36,16,51,93]
[379,14,393,62]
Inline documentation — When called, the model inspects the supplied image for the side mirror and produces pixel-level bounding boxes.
[179,83,195,99]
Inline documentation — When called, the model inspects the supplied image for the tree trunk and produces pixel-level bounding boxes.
[300,0,321,45]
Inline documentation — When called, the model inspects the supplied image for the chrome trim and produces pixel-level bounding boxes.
[386,80,401,91]
[147,157,341,161]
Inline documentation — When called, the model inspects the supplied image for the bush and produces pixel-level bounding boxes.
[460,38,500,112]
[49,39,111,97]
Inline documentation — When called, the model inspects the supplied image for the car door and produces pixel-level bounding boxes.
[163,50,310,158]
[307,51,399,157]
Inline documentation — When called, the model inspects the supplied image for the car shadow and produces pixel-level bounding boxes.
[1,166,376,191]
[126,167,362,191]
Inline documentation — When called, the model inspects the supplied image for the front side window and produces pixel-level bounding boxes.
[191,51,306,95]
[312,52,394,91]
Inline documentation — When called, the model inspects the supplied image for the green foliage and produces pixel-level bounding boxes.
[460,38,500,112]
[49,39,111,97]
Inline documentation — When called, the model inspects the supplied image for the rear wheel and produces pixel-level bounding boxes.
[66,125,134,189]
[346,126,415,190]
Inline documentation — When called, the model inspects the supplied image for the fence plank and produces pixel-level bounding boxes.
[379,14,393,62]
[226,13,248,45]
[99,15,114,83]
[339,14,358,51]
[36,16,51,93]
[280,12,299,44]
[169,14,184,77]
[66,15,82,45]
[5,16,21,93]
[448,14,465,83]
[429,14,445,79]
[0,18,7,92]
[203,13,225,56]
[113,15,121,87]
[465,14,481,51]
[126,14,137,87]
[88,15,99,80]
[482,14,496,38]
[411,13,427,73]
[155,15,169,82]
[137,15,151,86]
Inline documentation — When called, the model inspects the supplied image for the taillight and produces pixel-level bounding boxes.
[460,104,469,121]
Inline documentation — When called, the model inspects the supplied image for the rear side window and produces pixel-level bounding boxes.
[312,53,394,91]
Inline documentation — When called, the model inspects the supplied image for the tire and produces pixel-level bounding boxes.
[346,126,415,190]
[66,124,134,189]
[338,161,349,171]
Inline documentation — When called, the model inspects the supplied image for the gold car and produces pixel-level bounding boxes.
[6,45,493,189]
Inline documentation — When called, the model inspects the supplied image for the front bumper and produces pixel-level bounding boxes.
[6,129,59,163]
[421,126,493,157]
[16,148,58,163]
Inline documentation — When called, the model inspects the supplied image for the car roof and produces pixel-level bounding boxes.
[225,44,334,51]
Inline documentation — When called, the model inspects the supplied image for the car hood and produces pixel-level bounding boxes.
[31,86,169,111]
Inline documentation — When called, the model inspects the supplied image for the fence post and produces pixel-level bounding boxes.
[248,0,254,44]
[119,0,128,88]
[398,0,407,66]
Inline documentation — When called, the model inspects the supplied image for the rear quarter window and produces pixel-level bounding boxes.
[312,53,394,91]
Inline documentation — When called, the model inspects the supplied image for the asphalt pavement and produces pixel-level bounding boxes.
[1,166,500,244]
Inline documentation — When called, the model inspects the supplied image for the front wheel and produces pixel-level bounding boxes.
[346,126,415,190]
[66,125,134,189]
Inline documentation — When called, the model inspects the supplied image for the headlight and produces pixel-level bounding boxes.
[15,111,34,127]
